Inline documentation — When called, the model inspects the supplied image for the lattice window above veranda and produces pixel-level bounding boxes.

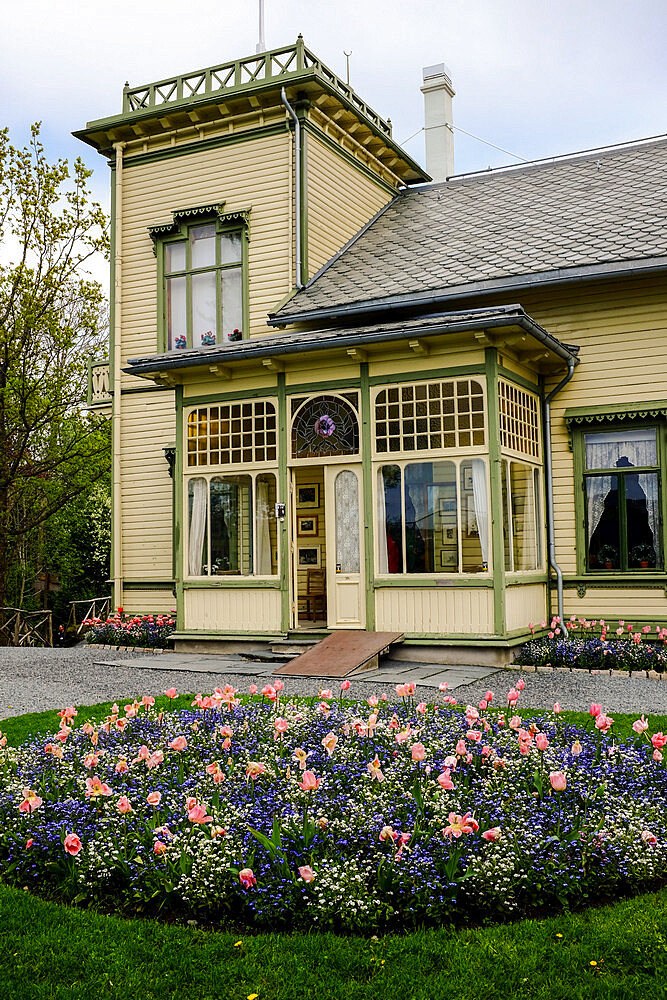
[373,378,486,456]
[186,400,278,468]
[498,379,541,461]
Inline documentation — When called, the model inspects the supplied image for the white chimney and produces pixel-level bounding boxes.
[420,63,455,181]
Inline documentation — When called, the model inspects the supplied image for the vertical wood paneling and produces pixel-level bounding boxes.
[505,584,547,632]
[184,588,282,631]
[374,587,494,635]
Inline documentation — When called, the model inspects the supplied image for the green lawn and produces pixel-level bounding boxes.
[1,698,666,999]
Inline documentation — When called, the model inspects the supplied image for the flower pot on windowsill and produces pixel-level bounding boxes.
[604,561,613,569]
[640,560,649,568]
[228,329,243,342]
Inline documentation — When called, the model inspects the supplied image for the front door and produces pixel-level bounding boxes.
[324,464,365,629]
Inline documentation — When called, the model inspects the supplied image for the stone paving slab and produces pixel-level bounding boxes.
[94,656,276,677]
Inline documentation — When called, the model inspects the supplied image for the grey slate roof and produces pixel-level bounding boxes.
[125,304,578,377]
[272,137,667,324]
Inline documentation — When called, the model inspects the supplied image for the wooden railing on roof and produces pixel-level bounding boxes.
[122,37,393,138]
[0,608,53,647]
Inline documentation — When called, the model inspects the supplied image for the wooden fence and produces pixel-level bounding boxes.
[67,596,112,635]
[0,608,53,647]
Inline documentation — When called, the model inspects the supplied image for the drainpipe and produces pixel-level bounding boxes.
[281,88,304,290]
[112,142,126,610]
[543,358,576,629]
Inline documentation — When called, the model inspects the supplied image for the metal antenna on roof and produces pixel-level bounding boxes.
[256,0,266,53]
[344,50,352,85]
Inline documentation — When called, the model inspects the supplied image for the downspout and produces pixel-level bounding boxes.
[281,88,304,290]
[112,142,125,609]
[543,357,576,628]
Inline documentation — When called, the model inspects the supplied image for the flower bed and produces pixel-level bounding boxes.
[516,617,667,673]
[1,685,666,932]
[83,609,176,648]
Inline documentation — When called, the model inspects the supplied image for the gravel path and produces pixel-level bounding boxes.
[0,644,665,720]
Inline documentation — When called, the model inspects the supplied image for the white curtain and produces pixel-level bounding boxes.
[471,459,489,569]
[377,469,388,574]
[188,478,208,575]
[518,469,537,570]
[256,478,272,575]
[587,476,614,542]
[642,474,660,562]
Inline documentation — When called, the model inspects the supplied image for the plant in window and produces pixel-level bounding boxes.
[630,543,656,568]
[200,331,216,347]
[597,544,618,569]
[174,335,187,350]
[229,328,243,342]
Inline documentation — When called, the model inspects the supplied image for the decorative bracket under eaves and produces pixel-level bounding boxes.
[148,203,252,253]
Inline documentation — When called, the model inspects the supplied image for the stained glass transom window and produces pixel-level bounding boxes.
[187,401,277,467]
[498,380,540,460]
[291,395,360,460]
[374,379,485,454]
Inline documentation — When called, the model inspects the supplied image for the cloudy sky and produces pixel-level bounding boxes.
[3,0,666,213]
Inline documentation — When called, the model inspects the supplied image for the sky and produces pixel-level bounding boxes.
[2,0,667,227]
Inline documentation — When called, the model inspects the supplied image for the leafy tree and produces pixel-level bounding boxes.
[0,124,110,604]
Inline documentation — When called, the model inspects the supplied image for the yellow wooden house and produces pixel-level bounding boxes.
[79,38,667,663]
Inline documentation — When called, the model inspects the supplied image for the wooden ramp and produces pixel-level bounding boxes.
[273,631,403,678]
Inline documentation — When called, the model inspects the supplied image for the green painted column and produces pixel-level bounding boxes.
[360,362,376,630]
[485,347,506,636]
[278,373,290,632]
[174,386,184,631]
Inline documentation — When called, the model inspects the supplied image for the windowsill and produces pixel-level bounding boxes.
[183,578,281,588]
[373,575,493,588]
[564,573,667,588]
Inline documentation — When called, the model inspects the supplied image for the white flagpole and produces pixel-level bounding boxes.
[257,0,266,53]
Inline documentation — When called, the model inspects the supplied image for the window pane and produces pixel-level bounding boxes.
[166,276,187,350]
[190,225,216,269]
[221,231,242,264]
[587,475,619,569]
[378,465,403,573]
[585,428,657,470]
[502,462,512,571]
[335,471,360,573]
[187,478,208,575]
[210,476,253,575]
[509,462,538,570]
[192,271,217,346]
[165,243,186,273]
[256,474,277,575]
[628,472,660,568]
[460,460,489,572]
[222,269,243,340]
[405,461,457,573]
[534,468,543,568]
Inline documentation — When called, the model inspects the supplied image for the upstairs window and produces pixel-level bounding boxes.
[150,204,249,351]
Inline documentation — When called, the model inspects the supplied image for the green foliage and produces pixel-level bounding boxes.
[0,124,110,604]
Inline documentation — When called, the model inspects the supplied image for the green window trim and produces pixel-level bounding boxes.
[572,420,667,577]
[150,204,250,353]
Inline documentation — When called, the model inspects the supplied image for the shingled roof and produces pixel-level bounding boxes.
[270,137,667,325]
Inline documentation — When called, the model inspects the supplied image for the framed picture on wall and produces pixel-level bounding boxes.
[297,484,320,508]
[298,545,321,568]
[297,515,318,537]
[440,549,458,569]
[464,468,473,492]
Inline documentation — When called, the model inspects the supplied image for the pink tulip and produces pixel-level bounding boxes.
[411,742,426,762]
[249,684,258,695]
[652,732,667,749]
[478,700,488,711]
[18,789,42,814]
[438,681,448,692]
[571,740,583,756]
[455,740,466,755]
[239,867,257,889]
[246,761,266,781]
[117,796,133,815]
[274,717,289,735]
[322,733,338,757]
[64,833,82,856]
[654,749,664,762]
[443,812,479,840]
[85,776,112,799]
[25,838,33,849]
[482,827,501,842]
[367,756,384,783]
[553,703,562,714]
[641,830,657,846]
[379,825,398,842]
[395,684,407,697]
[164,688,177,699]
[341,680,351,691]
[169,736,187,751]
[262,684,277,701]
[153,840,168,855]
[466,730,482,743]
[516,679,525,691]
[299,770,321,792]
[147,791,162,806]
[507,689,519,706]
[274,680,284,692]
[535,733,549,751]
[437,769,454,790]
[589,703,602,718]
[509,715,522,730]
[367,695,379,707]
[595,713,613,733]
[298,865,316,882]
[187,802,213,824]
[549,771,567,791]
[485,690,494,703]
